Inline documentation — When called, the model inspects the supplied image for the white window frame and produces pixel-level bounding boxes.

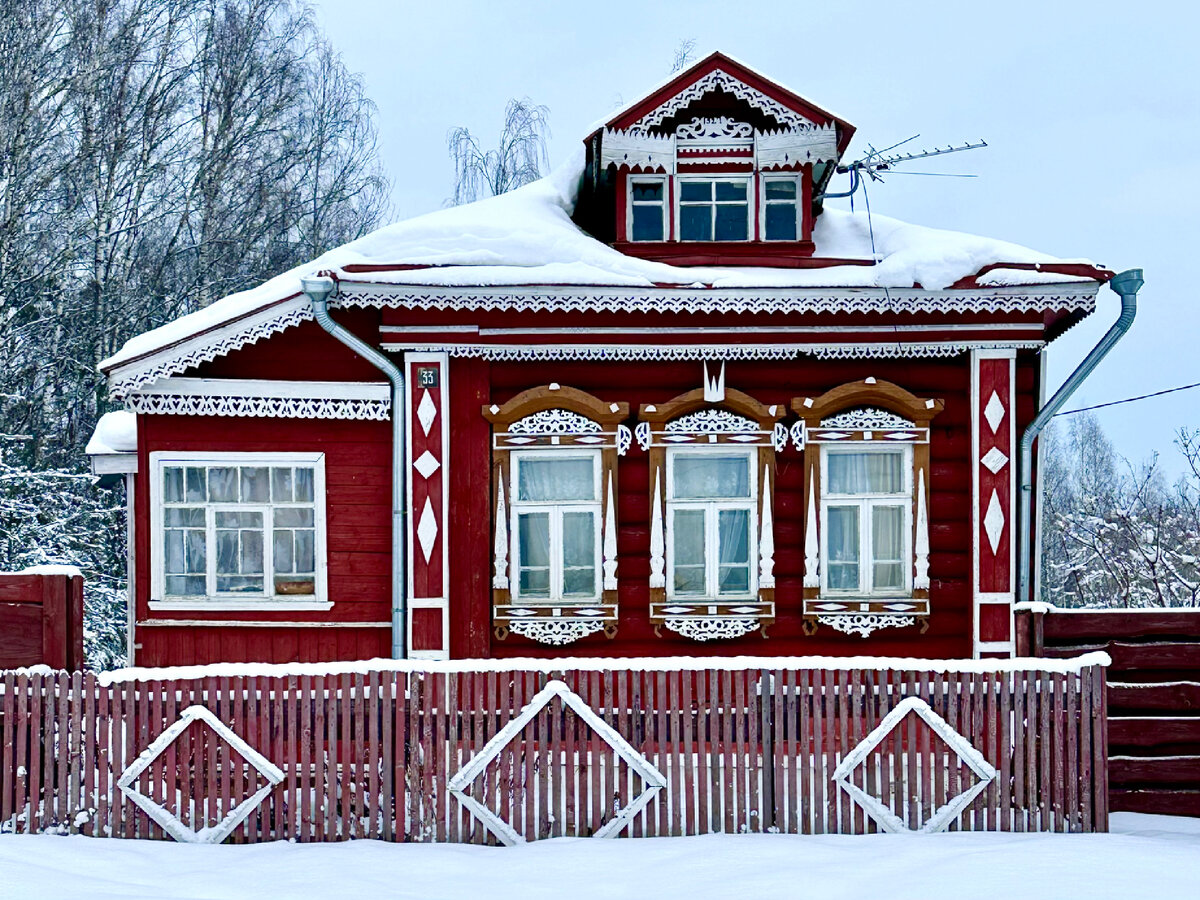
[149,451,330,611]
[674,175,754,242]
[819,444,914,598]
[626,174,668,242]
[664,447,758,600]
[759,173,802,242]
[509,449,603,603]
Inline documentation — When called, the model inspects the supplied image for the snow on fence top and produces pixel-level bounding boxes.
[87,652,1113,685]
[101,148,1103,373]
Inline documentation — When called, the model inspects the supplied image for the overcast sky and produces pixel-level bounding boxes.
[313,0,1198,473]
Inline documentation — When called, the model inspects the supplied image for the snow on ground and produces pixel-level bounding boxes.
[1,813,1196,900]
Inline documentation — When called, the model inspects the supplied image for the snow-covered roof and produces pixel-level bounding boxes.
[85,410,137,456]
[101,149,1107,378]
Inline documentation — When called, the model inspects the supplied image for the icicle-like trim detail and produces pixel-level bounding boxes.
[914,468,930,590]
[649,469,666,589]
[759,464,775,590]
[804,475,820,588]
[493,480,509,589]
[603,471,618,591]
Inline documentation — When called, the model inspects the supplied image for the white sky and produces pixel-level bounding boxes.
[313,0,1199,474]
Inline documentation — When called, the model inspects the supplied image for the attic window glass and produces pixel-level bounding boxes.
[763,178,799,241]
[630,179,666,241]
[679,179,749,241]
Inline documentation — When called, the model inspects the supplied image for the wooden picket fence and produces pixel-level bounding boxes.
[0,658,1108,842]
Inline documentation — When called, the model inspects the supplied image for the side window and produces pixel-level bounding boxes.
[484,386,630,645]
[153,453,326,605]
[763,177,799,241]
[629,178,666,241]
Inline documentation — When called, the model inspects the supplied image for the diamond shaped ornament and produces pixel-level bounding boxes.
[417,389,438,436]
[984,391,1006,433]
[416,497,438,562]
[833,696,996,833]
[980,446,1009,474]
[413,450,441,479]
[117,705,283,844]
[449,680,666,845]
[983,489,1005,553]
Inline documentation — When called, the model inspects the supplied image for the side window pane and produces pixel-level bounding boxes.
[631,205,664,241]
[672,509,706,595]
[208,467,238,502]
[294,468,315,502]
[164,506,206,596]
[185,467,206,502]
[240,467,269,502]
[632,181,663,202]
[717,508,751,595]
[827,452,905,494]
[517,457,594,502]
[562,512,596,597]
[163,467,184,502]
[872,505,905,591]
[827,505,860,590]
[272,467,294,502]
[765,204,797,241]
[765,180,797,201]
[673,455,750,499]
[517,512,551,598]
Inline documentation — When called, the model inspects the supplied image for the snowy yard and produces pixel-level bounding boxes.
[1,813,1196,900]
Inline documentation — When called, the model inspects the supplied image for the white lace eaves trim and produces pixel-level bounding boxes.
[509,619,605,645]
[510,408,601,434]
[821,407,915,429]
[818,614,917,638]
[663,617,760,641]
[629,68,814,133]
[665,409,758,433]
[127,393,390,420]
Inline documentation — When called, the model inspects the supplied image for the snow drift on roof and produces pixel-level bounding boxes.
[102,148,1098,373]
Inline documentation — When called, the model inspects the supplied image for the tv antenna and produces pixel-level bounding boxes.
[819,136,988,200]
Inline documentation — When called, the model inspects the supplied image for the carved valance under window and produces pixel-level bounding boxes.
[791,379,944,638]
[639,371,784,642]
[483,386,630,645]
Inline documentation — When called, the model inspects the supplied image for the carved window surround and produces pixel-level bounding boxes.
[638,382,785,640]
[484,386,630,644]
[791,379,944,637]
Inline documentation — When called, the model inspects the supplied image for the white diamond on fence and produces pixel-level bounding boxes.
[448,679,666,846]
[117,704,283,845]
[832,696,996,834]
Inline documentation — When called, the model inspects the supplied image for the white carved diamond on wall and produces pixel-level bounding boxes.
[833,696,996,834]
[117,705,284,844]
[983,391,1006,433]
[983,489,1005,554]
[417,497,438,562]
[980,447,1009,474]
[413,450,441,479]
[448,680,666,845]
[417,389,438,436]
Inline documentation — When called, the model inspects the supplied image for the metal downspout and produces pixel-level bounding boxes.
[1017,268,1143,606]
[301,275,408,658]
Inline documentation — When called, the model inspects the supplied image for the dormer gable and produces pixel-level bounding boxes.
[577,52,856,265]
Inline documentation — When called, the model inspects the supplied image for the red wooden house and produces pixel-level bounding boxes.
[90,52,1123,667]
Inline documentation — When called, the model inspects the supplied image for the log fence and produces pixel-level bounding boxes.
[0,657,1108,843]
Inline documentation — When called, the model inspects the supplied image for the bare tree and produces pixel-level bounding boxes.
[446,98,550,206]
[671,38,698,73]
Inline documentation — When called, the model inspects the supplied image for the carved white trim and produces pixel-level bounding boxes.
[508,619,606,645]
[635,421,652,452]
[616,424,633,457]
[791,420,806,450]
[380,341,1046,363]
[493,481,509,589]
[127,393,389,420]
[818,613,917,638]
[758,464,775,590]
[756,124,840,168]
[448,680,666,845]
[118,705,284,844]
[649,469,665,588]
[915,468,931,591]
[663,617,760,641]
[665,409,757,433]
[676,116,754,140]
[603,471,618,591]
[702,360,726,402]
[804,479,820,588]
[627,68,816,133]
[833,696,997,833]
[820,407,915,430]
[772,422,788,452]
[510,408,601,434]
[600,128,674,172]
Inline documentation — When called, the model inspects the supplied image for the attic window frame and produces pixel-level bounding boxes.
[626,175,669,242]
[674,175,754,243]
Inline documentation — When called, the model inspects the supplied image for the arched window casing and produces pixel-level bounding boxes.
[791,379,944,638]
[639,385,786,642]
[484,386,631,646]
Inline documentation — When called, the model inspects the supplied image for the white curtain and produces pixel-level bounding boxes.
[827,452,903,495]
[517,457,594,502]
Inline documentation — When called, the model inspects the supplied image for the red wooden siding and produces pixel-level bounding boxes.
[0,573,84,669]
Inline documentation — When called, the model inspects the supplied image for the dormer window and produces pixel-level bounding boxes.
[678,178,750,241]
[762,176,800,241]
[630,177,667,241]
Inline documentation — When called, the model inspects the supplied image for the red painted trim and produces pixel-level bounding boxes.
[801,164,814,242]
[615,170,628,241]
[600,52,856,154]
